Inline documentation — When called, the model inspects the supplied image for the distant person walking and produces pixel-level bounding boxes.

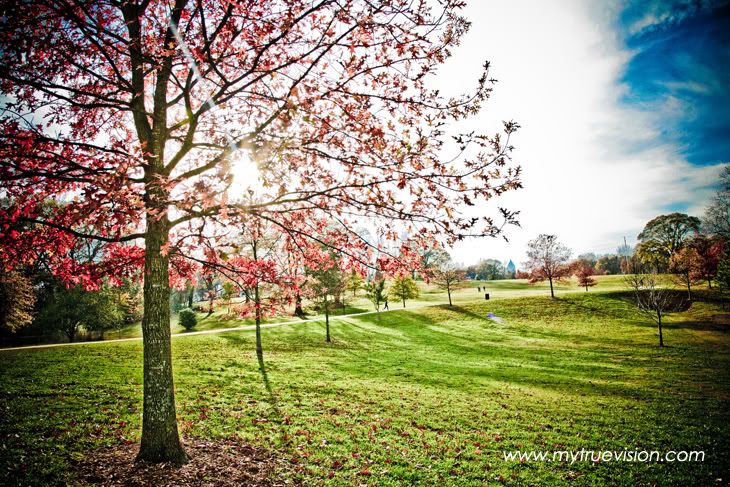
[384,299,389,310]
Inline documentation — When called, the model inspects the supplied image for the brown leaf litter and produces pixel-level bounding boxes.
[75,438,296,486]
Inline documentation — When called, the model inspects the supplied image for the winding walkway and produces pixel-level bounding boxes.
[0,302,444,352]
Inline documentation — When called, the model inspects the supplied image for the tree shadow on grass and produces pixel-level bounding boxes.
[327,309,661,401]
[213,301,730,408]
[663,319,730,333]
[251,350,292,446]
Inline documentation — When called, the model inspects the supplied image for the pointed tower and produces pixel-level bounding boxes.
[506,259,516,278]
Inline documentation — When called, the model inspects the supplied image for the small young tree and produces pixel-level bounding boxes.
[433,264,466,306]
[346,270,364,298]
[574,261,597,291]
[524,234,572,298]
[669,246,700,300]
[307,260,345,342]
[389,275,420,308]
[625,273,677,348]
[364,279,388,316]
[221,281,237,315]
[178,309,197,331]
[202,271,219,317]
[118,283,143,326]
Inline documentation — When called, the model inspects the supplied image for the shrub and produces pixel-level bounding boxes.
[179,308,197,330]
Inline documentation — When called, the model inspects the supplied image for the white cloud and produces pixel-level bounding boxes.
[431,0,725,266]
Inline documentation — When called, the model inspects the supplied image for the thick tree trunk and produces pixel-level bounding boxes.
[708,278,712,289]
[447,284,452,306]
[137,220,187,464]
[294,293,305,318]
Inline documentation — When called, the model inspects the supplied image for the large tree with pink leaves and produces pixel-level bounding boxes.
[0,0,521,463]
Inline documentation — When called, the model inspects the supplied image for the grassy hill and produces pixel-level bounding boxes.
[1,286,728,485]
[97,275,645,340]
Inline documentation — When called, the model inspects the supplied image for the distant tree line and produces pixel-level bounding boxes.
[516,168,730,346]
[464,259,516,280]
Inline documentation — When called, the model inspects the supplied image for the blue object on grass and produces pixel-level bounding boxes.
[486,312,504,324]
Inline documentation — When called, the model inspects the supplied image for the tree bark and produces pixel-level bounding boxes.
[137,219,187,464]
[549,277,555,298]
[253,237,263,362]
[255,283,263,361]
[294,293,305,318]
[66,324,76,343]
[324,294,330,342]
[447,283,452,306]
[657,310,664,348]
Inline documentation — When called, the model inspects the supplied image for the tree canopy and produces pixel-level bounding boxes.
[523,234,572,298]
[637,213,700,268]
[0,0,521,464]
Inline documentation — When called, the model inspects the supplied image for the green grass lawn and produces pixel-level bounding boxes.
[102,275,654,340]
[1,288,728,485]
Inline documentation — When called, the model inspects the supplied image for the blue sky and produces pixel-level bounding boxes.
[439,0,728,265]
[618,0,730,167]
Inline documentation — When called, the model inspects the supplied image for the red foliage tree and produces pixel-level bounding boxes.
[573,260,597,291]
[688,235,725,289]
[524,235,572,298]
[0,1,521,463]
[669,246,700,300]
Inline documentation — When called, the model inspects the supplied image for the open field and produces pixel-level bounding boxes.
[1,284,728,485]
[33,276,674,342]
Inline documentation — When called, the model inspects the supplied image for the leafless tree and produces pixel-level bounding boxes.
[433,261,466,306]
[524,234,572,298]
[625,272,677,348]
